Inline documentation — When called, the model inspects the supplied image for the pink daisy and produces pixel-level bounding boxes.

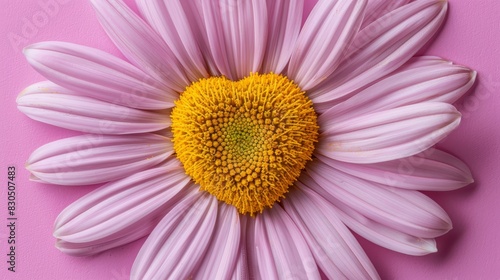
[17,0,476,279]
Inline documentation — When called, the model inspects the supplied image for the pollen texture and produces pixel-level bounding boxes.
[171,73,318,215]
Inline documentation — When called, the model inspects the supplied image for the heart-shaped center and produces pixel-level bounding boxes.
[171,73,318,215]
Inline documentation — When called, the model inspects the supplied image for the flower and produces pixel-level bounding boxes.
[17,0,476,279]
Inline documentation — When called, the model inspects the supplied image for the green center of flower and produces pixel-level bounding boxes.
[171,73,318,215]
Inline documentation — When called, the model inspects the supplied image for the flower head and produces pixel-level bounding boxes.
[171,73,319,214]
[18,0,476,279]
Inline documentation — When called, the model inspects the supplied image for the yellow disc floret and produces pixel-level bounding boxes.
[171,73,318,215]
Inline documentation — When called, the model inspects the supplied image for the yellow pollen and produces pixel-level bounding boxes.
[171,73,318,215]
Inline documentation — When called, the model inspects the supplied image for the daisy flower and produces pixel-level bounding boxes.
[18,0,476,279]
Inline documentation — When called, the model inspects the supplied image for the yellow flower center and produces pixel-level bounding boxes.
[171,73,318,215]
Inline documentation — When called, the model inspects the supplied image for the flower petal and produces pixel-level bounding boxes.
[317,148,473,191]
[180,0,221,76]
[319,59,476,124]
[288,0,366,90]
[131,192,217,280]
[136,0,209,80]
[260,0,303,73]
[202,0,268,80]
[17,81,170,134]
[255,205,321,280]
[361,0,410,29]
[232,215,249,280]
[90,0,189,91]
[310,0,448,106]
[232,252,249,280]
[27,134,172,185]
[23,42,175,110]
[284,187,379,279]
[305,163,453,238]
[54,159,191,255]
[398,55,454,70]
[244,216,261,279]
[297,177,438,256]
[325,195,439,256]
[195,203,240,279]
[56,226,150,256]
[318,103,461,163]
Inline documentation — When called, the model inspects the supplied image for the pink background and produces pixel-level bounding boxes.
[1,0,499,279]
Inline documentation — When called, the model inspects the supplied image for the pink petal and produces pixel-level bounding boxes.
[361,0,410,29]
[398,55,454,70]
[195,203,240,279]
[310,0,448,106]
[231,252,249,280]
[136,0,209,81]
[55,160,191,255]
[305,163,453,238]
[324,195,439,256]
[180,0,221,76]
[244,216,261,279]
[29,174,44,183]
[317,148,473,191]
[232,215,249,280]
[131,192,217,280]
[17,81,170,134]
[318,102,461,163]
[27,134,172,185]
[90,0,189,91]
[54,158,184,237]
[313,56,457,113]
[319,59,476,124]
[288,0,367,90]
[260,0,303,74]
[254,205,321,280]
[23,41,175,110]
[202,0,268,80]
[56,225,152,256]
[284,187,379,279]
